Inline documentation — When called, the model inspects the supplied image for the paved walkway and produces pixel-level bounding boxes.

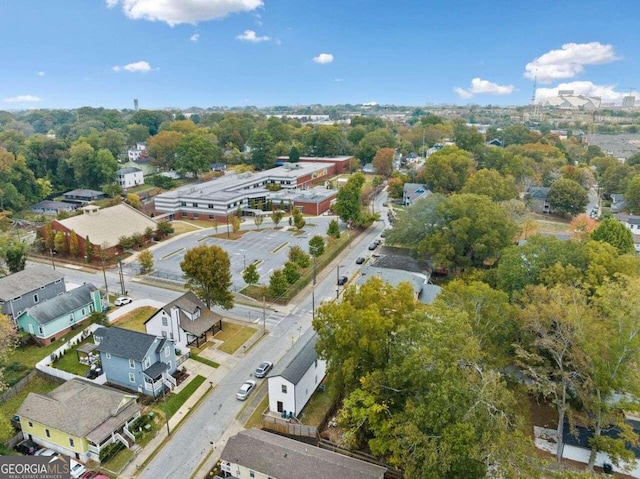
[117,327,263,479]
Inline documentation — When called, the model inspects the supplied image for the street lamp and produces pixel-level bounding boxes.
[49,248,56,270]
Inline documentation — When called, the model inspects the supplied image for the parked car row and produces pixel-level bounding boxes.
[236,360,275,401]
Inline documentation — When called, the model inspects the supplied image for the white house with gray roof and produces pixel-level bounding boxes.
[219,429,386,479]
[16,283,101,345]
[402,183,431,206]
[144,291,223,352]
[0,266,65,324]
[94,326,177,396]
[267,331,326,417]
[116,166,144,190]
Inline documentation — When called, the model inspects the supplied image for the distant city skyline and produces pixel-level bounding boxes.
[1,0,638,109]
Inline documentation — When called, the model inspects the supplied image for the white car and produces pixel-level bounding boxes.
[114,296,132,306]
[236,380,256,400]
[254,361,273,378]
[69,459,87,479]
[34,448,58,456]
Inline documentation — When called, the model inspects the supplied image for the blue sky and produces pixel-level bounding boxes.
[1,0,638,109]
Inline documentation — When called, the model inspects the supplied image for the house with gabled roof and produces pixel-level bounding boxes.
[267,331,326,417]
[0,266,65,324]
[94,326,177,396]
[46,203,157,260]
[526,186,551,214]
[144,291,223,351]
[31,200,78,216]
[219,429,386,479]
[402,183,431,206]
[18,378,140,463]
[116,166,144,190]
[62,189,106,204]
[16,283,102,345]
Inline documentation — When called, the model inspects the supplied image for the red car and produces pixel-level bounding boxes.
[82,472,110,479]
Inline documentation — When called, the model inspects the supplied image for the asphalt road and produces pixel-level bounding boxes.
[137,191,389,479]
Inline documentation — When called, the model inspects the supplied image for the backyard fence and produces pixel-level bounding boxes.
[262,415,318,439]
[0,370,39,403]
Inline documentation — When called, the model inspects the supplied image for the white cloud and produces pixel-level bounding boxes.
[254,13,262,26]
[236,30,270,42]
[113,61,153,73]
[36,71,45,77]
[313,53,334,64]
[536,81,636,104]
[334,78,343,82]
[525,42,619,83]
[3,95,42,103]
[190,33,200,42]
[453,87,473,99]
[454,78,514,98]
[107,0,263,26]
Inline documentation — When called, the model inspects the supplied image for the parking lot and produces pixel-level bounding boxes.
[147,217,341,291]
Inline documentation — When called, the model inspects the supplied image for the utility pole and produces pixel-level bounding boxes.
[312,287,315,321]
[162,377,170,436]
[118,260,125,295]
[49,248,56,270]
[313,257,317,286]
[262,296,266,336]
[101,254,109,305]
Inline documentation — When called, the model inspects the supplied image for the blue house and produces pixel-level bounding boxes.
[16,284,101,345]
[94,327,177,396]
[0,266,65,324]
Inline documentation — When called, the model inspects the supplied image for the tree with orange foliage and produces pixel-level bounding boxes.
[570,213,598,241]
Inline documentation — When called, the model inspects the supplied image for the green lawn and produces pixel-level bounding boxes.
[112,306,157,332]
[244,395,269,429]
[101,448,134,474]
[298,386,335,427]
[52,339,92,376]
[0,376,59,442]
[189,353,219,368]
[164,375,206,418]
[214,323,257,354]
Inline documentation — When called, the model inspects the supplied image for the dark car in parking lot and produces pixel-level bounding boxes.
[355,257,365,265]
[368,243,377,250]
[15,439,39,455]
[337,275,348,286]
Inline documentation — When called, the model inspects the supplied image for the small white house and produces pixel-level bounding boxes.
[116,167,144,190]
[127,143,146,162]
[144,291,222,352]
[268,332,326,417]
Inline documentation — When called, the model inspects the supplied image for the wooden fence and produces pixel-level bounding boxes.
[318,439,403,479]
[262,415,318,439]
[0,369,39,404]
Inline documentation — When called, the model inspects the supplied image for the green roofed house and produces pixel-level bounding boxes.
[16,283,102,345]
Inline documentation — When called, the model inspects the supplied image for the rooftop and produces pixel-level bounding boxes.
[94,326,159,362]
[21,283,97,325]
[272,330,319,385]
[56,203,156,249]
[18,378,139,444]
[0,266,64,300]
[220,429,386,479]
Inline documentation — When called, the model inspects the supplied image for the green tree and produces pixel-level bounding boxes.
[54,231,67,255]
[591,217,634,255]
[126,124,150,144]
[156,221,174,237]
[176,133,219,177]
[253,214,264,230]
[289,145,300,162]
[372,147,395,177]
[242,263,259,285]
[288,245,311,268]
[419,145,475,194]
[327,219,340,238]
[69,230,79,258]
[601,163,634,195]
[624,174,640,214]
[270,210,284,228]
[461,169,519,201]
[334,173,365,225]
[356,130,396,163]
[126,193,142,210]
[453,120,485,152]
[283,261,301,284]
[0,313,19,392]
[313,276,417,397]
[130,110,170,136]
[547,178,588,216]
[268,269,288,297]
[138,249,154,273]
[308,235,325,257]
[418,194,517,269]
[147,130,184,171]
[292,208,305,230]
[230,216,241,234]
[85,236,93,263]
[385,193,445,247]
[249,130,276,170]
[99,129,127,160]
[1,239,29,273]
[180,245,234,309]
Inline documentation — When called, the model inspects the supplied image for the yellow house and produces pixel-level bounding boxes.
[18,378,140,463]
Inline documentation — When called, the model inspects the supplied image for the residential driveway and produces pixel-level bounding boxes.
[144,217,338,291]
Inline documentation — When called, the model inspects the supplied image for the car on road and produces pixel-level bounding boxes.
[236,380,256,400]
[114,296,132,306]
[254,361,273,378]
[15,439,39,455]
[368,243,378,251]
[355,257,365,265]
[337,275,348,286]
